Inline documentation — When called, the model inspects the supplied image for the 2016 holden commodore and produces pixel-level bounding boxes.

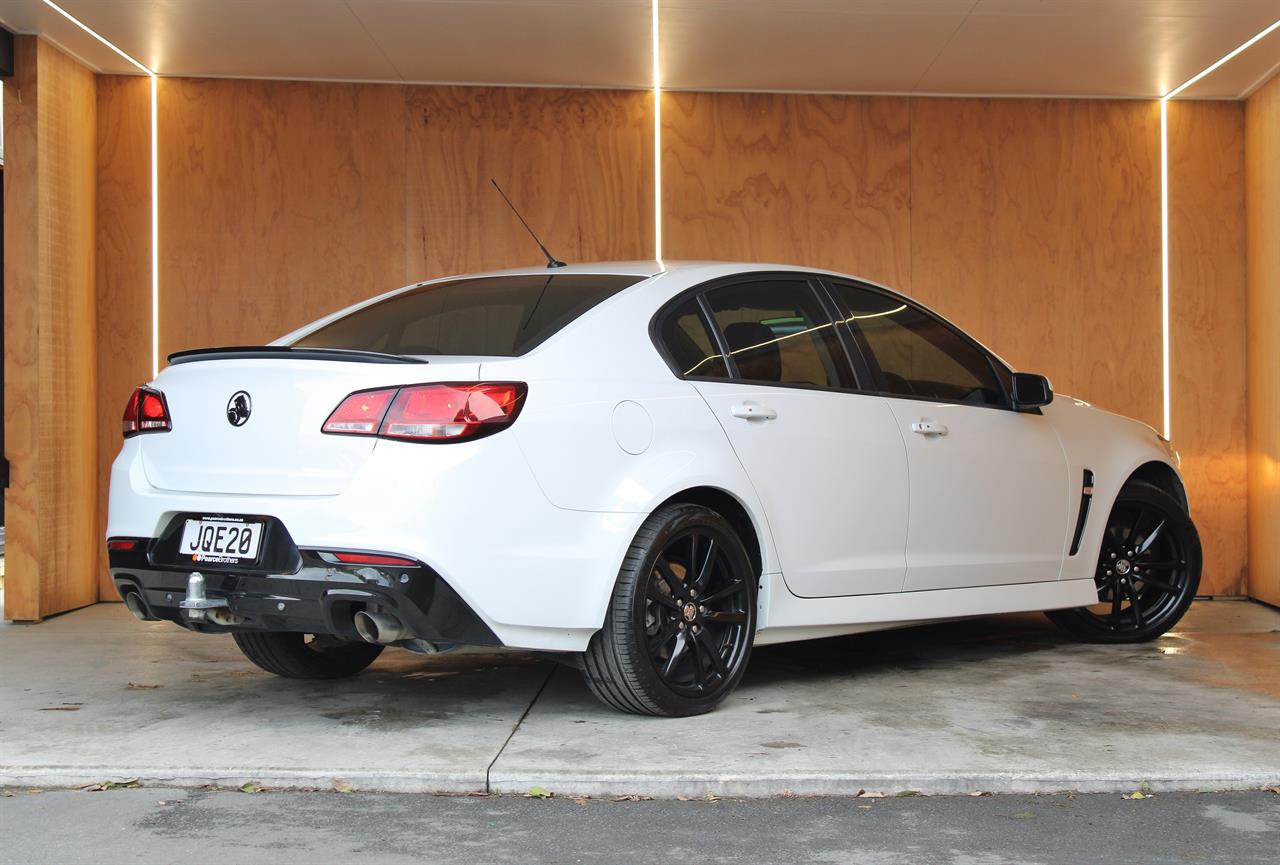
[108,262,1200,716]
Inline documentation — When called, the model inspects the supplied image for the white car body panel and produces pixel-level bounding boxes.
[108,261,1184,653]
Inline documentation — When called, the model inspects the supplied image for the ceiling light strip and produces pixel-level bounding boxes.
[652,0,663,267]
[41,0,161,377]
[1159,17,1280,441]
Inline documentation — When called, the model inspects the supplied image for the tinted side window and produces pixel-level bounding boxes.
[659,299,730,379]
[293,274,642,357]
[833,284,1006,408]
[704,281,853,389]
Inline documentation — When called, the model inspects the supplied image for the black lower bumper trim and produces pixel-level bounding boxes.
[109,548,501,648]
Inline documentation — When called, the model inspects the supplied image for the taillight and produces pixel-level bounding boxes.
[322,382,527,443]
[331,551,419,567]
[122,386,172,438]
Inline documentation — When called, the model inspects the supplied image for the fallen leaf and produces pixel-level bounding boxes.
[1261,785,1279,795]
[239,781,262,794]
[968,791,993,797]
[526,786,552,799]
[1013,811,1036,820]
[856,790,886,799]
[573,796,589,807]
[675,794,692,801]
[80,778,141,792]
[331,779,353,794]
[611,794,653,802]
[1125,791,1146,800]
[895,790,925,798]
[126,683,163,690]
[704,793,721,803]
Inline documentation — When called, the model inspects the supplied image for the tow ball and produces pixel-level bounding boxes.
[179,572,244,626]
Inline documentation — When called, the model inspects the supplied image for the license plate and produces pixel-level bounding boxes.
[179,517,264,565]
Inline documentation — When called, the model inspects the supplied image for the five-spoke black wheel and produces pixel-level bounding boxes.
[1047,480,1200,643]
[582,503,756,716]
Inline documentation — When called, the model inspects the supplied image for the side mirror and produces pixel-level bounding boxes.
[1011,372,1053,410]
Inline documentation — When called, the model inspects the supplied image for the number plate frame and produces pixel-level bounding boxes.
[179,516,265,565]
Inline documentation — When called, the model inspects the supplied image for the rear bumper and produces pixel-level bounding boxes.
[107,432,646,652]
[109,546,501,646]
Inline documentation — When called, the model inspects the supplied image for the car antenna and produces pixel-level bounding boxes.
[490,179,566,269]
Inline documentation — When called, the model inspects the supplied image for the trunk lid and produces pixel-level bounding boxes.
[139,355,480,496]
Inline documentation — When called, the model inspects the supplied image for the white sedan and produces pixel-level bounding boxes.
[107,262,1201,716]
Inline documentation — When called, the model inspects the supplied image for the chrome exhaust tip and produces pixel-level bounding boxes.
[123,591,151,621]
[353,610,405,645]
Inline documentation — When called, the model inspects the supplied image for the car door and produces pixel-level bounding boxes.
[826,280,1070,592]
[657,276,910,597]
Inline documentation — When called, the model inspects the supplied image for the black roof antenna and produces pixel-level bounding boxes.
[490,179,566,269]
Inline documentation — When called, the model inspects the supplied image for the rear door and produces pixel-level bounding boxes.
[663,276,910,597]
[825,280,1070,591]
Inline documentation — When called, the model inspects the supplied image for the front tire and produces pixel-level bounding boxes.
[1047,480,1201,643]
[582,503,757,716]
[232,631,384,679]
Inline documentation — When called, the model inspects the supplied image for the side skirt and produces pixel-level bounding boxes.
[754,576,1098,647]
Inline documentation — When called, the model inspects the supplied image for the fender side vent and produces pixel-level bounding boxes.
[1069,469,1095,556]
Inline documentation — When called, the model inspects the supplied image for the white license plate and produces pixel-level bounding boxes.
[179,517,264,564]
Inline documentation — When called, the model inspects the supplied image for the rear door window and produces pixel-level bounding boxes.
[657,299,731,379]
[702,280,854,389]
[293,274,644,357]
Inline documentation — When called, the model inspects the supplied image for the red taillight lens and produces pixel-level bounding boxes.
[321,388,396,434]
[321,382,527,443]
[107,539,139,551]
[122,387,171,438]
[331,551,419,567]
[381,383,526,442]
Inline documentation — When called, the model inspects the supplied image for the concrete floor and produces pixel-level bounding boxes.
[2,789,1277,865]
[1,600,1277,797]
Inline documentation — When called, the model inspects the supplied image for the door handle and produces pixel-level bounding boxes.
[911,420,948,436]
[731,402,778,420]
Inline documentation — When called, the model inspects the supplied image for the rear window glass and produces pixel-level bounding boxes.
[292,274,644,357]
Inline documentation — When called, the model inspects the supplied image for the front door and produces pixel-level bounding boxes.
[828,281,1070,591]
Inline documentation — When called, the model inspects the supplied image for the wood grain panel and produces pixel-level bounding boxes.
[94,74,152,599]
[3,37,42,621]
[910,98,1163,429]
[661,92,910,289]
[2,37,99,620]
[1167,100,1248,597]
[1246,73,1280,606]
[157,78,408,357]
[405,86,654,278]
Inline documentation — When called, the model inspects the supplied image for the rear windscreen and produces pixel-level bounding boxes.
[292,274,645,357]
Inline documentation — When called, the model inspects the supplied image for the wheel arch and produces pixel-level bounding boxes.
[1125,460,1189,512]
[653,486,765,580]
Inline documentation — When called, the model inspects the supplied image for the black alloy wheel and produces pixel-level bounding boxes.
[582,503,757,716]
[1047,480,1201,643]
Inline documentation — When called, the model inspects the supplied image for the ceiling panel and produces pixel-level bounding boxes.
[659,2,973,93]
[0,0,1276,98]
[348,0,650,88]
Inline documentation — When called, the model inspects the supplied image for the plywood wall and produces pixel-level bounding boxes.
[1168,101,1249,597]
[94,81,1248,599]
[3,37,99,620]
[1246,73,1280,607]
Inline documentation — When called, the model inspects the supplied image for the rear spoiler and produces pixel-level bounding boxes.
[167,346,428,366]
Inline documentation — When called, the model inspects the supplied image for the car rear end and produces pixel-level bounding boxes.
[106,268,657,653]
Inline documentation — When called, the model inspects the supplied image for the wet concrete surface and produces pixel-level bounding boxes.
[1,600,1277,796]
[1,787,1277,865]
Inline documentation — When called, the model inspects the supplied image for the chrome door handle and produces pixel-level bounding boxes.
[731,403,778,420]
[911,420,948,436]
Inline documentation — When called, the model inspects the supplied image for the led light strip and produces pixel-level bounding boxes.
[1159,18,1280,440]
[41,0,161,377]
[652,0,663,267]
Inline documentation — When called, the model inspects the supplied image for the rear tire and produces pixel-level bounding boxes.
[232,632,384,679]
[581,503,757,717]
[1047,480,1201,643]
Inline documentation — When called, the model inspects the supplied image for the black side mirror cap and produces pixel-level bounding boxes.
[1012,372,1053,410]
